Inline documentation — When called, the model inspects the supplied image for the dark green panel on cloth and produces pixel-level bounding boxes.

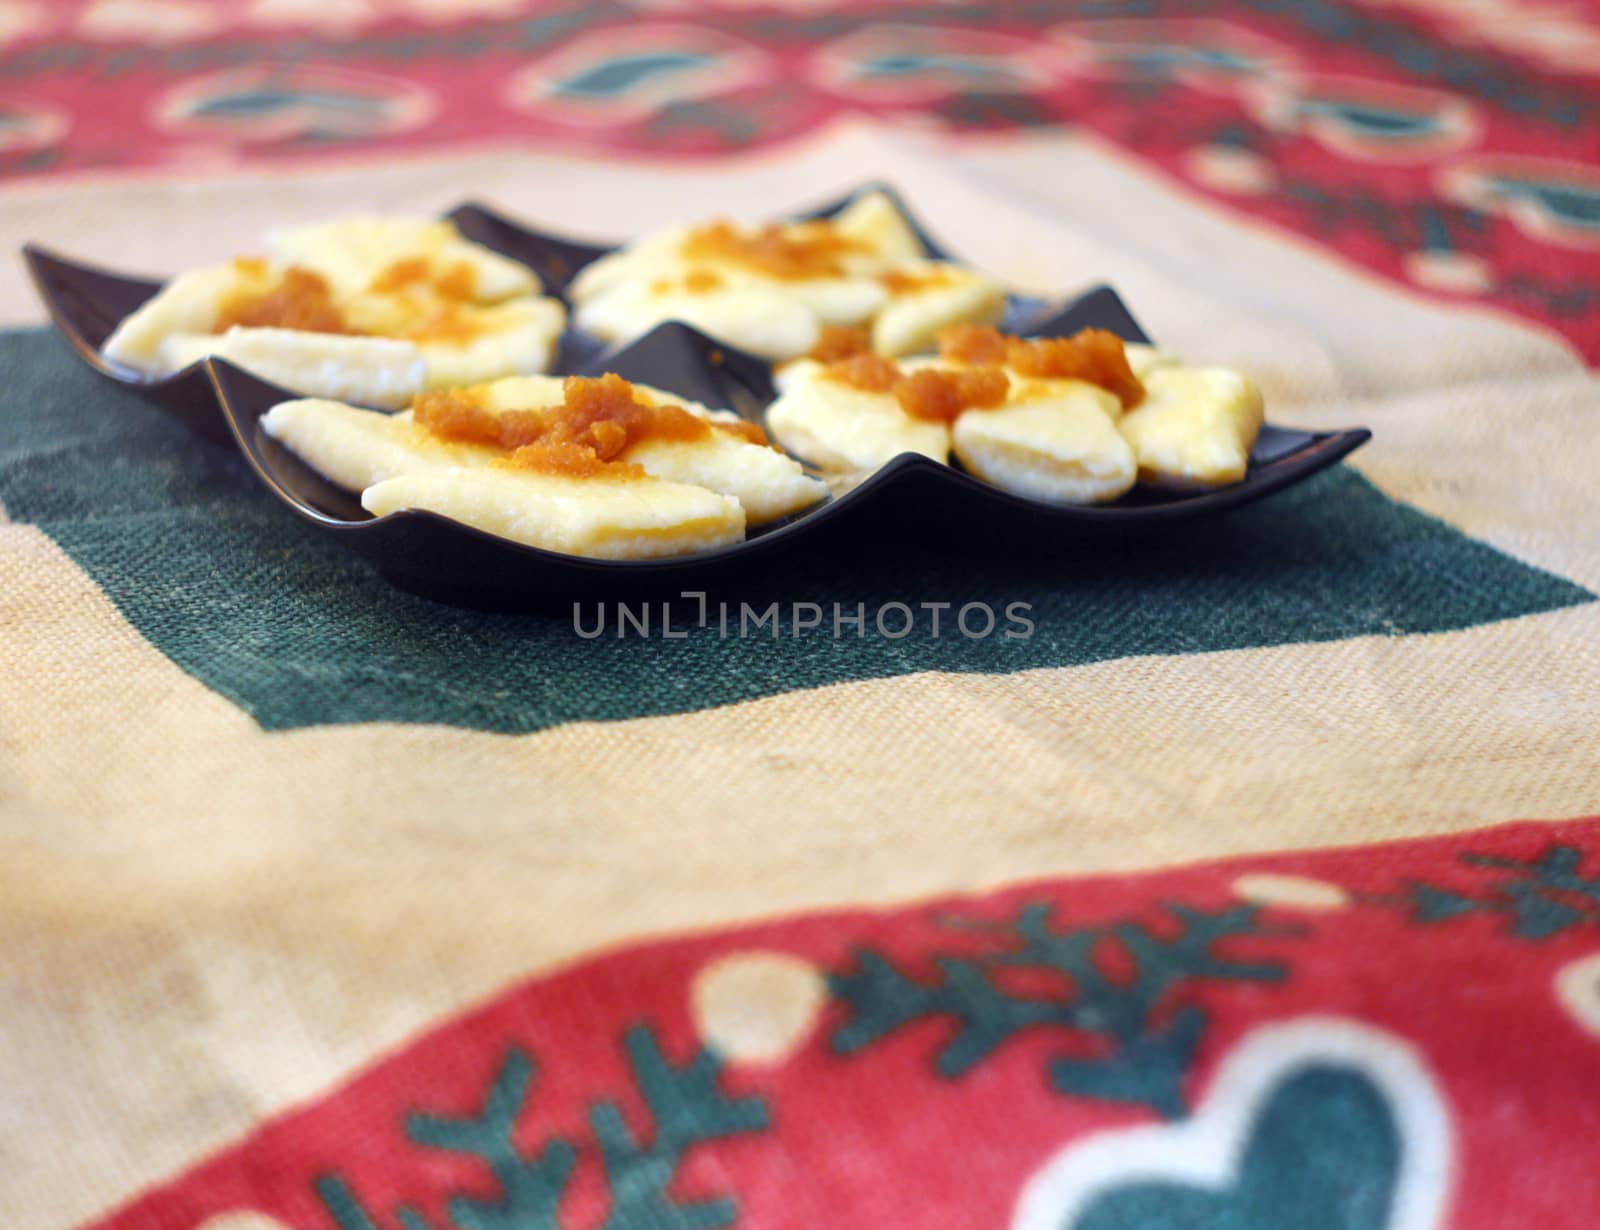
[1,329,1590,734]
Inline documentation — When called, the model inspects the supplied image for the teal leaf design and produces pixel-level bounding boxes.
[828,901,1294,1118]
[1189,48,1262,74]
[405,1050,574,1230]
[1393,843,1600,939]
[314,1029,767,1230]
[1102,49,1187,75]
[1407,884,1482,923]
[593,1028,770,1230]
[1050,1008,1206,1120]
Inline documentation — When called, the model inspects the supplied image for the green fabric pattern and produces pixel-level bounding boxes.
[316,1027,768,1230]
[1391,844,1600,940]
[828,902,1293,1120]
[0,328,1590,735]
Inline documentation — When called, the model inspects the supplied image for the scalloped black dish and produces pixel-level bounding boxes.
[207,305,1370,600]
[28,186,1370,599]
[22,245,232,443]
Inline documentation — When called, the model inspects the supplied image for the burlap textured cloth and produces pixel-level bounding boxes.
[3,5,1600,1229]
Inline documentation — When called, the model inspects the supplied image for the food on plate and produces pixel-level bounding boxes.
[869,261,1012,359]
[456,375,826,526]
[266,217,538,302]
[101,218,565,408]
[261,372,826,559]
[1111,338,1265,485]
[766,354,953,472]
[1117,365,1265,489]
[569,192,1006,361]
[950,384,1137,506]
[256,395,502,492]
[765,324,1264,504]
[360,468,744,561]
[157,328,426,412]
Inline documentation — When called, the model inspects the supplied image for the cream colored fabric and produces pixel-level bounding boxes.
[1,123,1597,1230]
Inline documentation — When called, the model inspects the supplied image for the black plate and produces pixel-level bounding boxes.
[208,300,1370,601]
[22,183,1058,443]
[22,244,234,442]
[28,185,1370,599]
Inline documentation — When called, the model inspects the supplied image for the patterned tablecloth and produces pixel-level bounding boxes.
[2,4,1599,1230]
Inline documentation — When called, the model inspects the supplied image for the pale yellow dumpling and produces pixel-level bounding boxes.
[260,397,499,490]
[406,298,567,389]
[1118,366,1265,489]
[765,360,950,472]
[361,469,745,560]
[100,216,564,405]
[262,394,747,560]
[871,265,1007,358]
[103,261,281,372]
[161,329,425,411]
[460,375,826,525]
[575,279,821,362]
[952,381,1136,505]
[267,216,540,302]
[569,191,1005,360]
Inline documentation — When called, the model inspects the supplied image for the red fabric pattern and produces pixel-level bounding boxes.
[76,816,1600,1230]
[3,2,1600,361]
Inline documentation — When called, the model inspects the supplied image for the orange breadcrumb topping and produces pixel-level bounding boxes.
[683,219,862,280]
[221,260,499,344]
[398,302,489,345]
[879,267,955,295]
[893,367,1009,423]
[368,257,429,293]
[715,417,771,446]
[369,258,480,302]
[939,323,1010,366]
[434,262,477,301]
[216,266,348,334]
[505,442,647,480]
[411,388,506,445]
[415,373,764,479]
[939,324,1144,408]
[807,323,873,364]
[1006,330,1144,406]
[824,353,1010,423]
[648,269,726,295]
[824,353,902,393]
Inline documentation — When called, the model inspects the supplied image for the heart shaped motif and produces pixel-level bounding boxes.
[1013,1019,1452,1230]
[1074,1065,1399,1229]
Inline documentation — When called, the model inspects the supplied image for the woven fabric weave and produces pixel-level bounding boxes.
[2,7,1600,1229]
